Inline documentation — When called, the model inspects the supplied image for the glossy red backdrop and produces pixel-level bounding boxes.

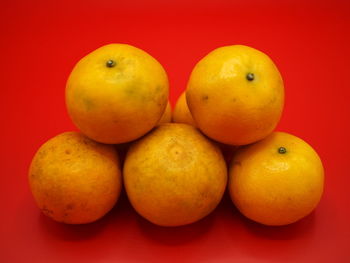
[1,0,350,262]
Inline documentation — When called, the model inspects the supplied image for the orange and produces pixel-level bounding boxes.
[28,132,122,224]
[229,132,324,226]
[124,123,227,226]
[66,44,169,144]
[158,101,172,124]
[186,45,284,145]
[172,91,196,126]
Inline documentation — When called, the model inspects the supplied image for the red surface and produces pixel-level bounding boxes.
[1,0,350,262]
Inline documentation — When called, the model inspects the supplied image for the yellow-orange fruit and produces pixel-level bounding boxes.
[173,91,196,126]
[187,45,284,145]
[66,44,169,144]
[124,123,227,226]
[29,132,122,224]
[229,132,324,226]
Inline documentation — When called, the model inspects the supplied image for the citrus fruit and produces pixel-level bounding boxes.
[173,91,196,126]
[229,132,324,226]
[186,45,284,145]
[66,44,169,144]
[124,123,227,226]
[158,101,171,124]
[28,132,122,224]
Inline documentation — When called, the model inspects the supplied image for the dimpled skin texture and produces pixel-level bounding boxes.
[186,45,284,145]
[28,132,122,224]
[229,132,324,226]
[158,101,172,124]
[66,44,169,144]
[173,91,196,126]
[124,123,227,227]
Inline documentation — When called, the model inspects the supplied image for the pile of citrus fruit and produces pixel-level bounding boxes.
[29,44,324,227]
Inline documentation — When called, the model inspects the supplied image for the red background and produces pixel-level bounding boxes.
[1,0,350,262]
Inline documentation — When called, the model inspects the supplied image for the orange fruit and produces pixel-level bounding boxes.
[173,91,196,126]
[186,45,284,145]
[66,44,169,144]
[124,123,227,226]
[28,132,122,224]
[158,101,172,124]
[229,132,324,226]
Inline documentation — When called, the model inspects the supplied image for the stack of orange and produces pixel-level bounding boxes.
[29,44,324,227]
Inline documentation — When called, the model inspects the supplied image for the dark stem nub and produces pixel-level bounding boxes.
[246,72,255,81]
[278,147,287,154]
[106,59,116,67]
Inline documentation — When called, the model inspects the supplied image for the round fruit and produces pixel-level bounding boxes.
[186,45,284,145]
[158,101,172,124]
[124,123,227,227]
[173,91,196,126]
[28,132,122,224]
[66,44,169,144]
[229,132,324,226]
